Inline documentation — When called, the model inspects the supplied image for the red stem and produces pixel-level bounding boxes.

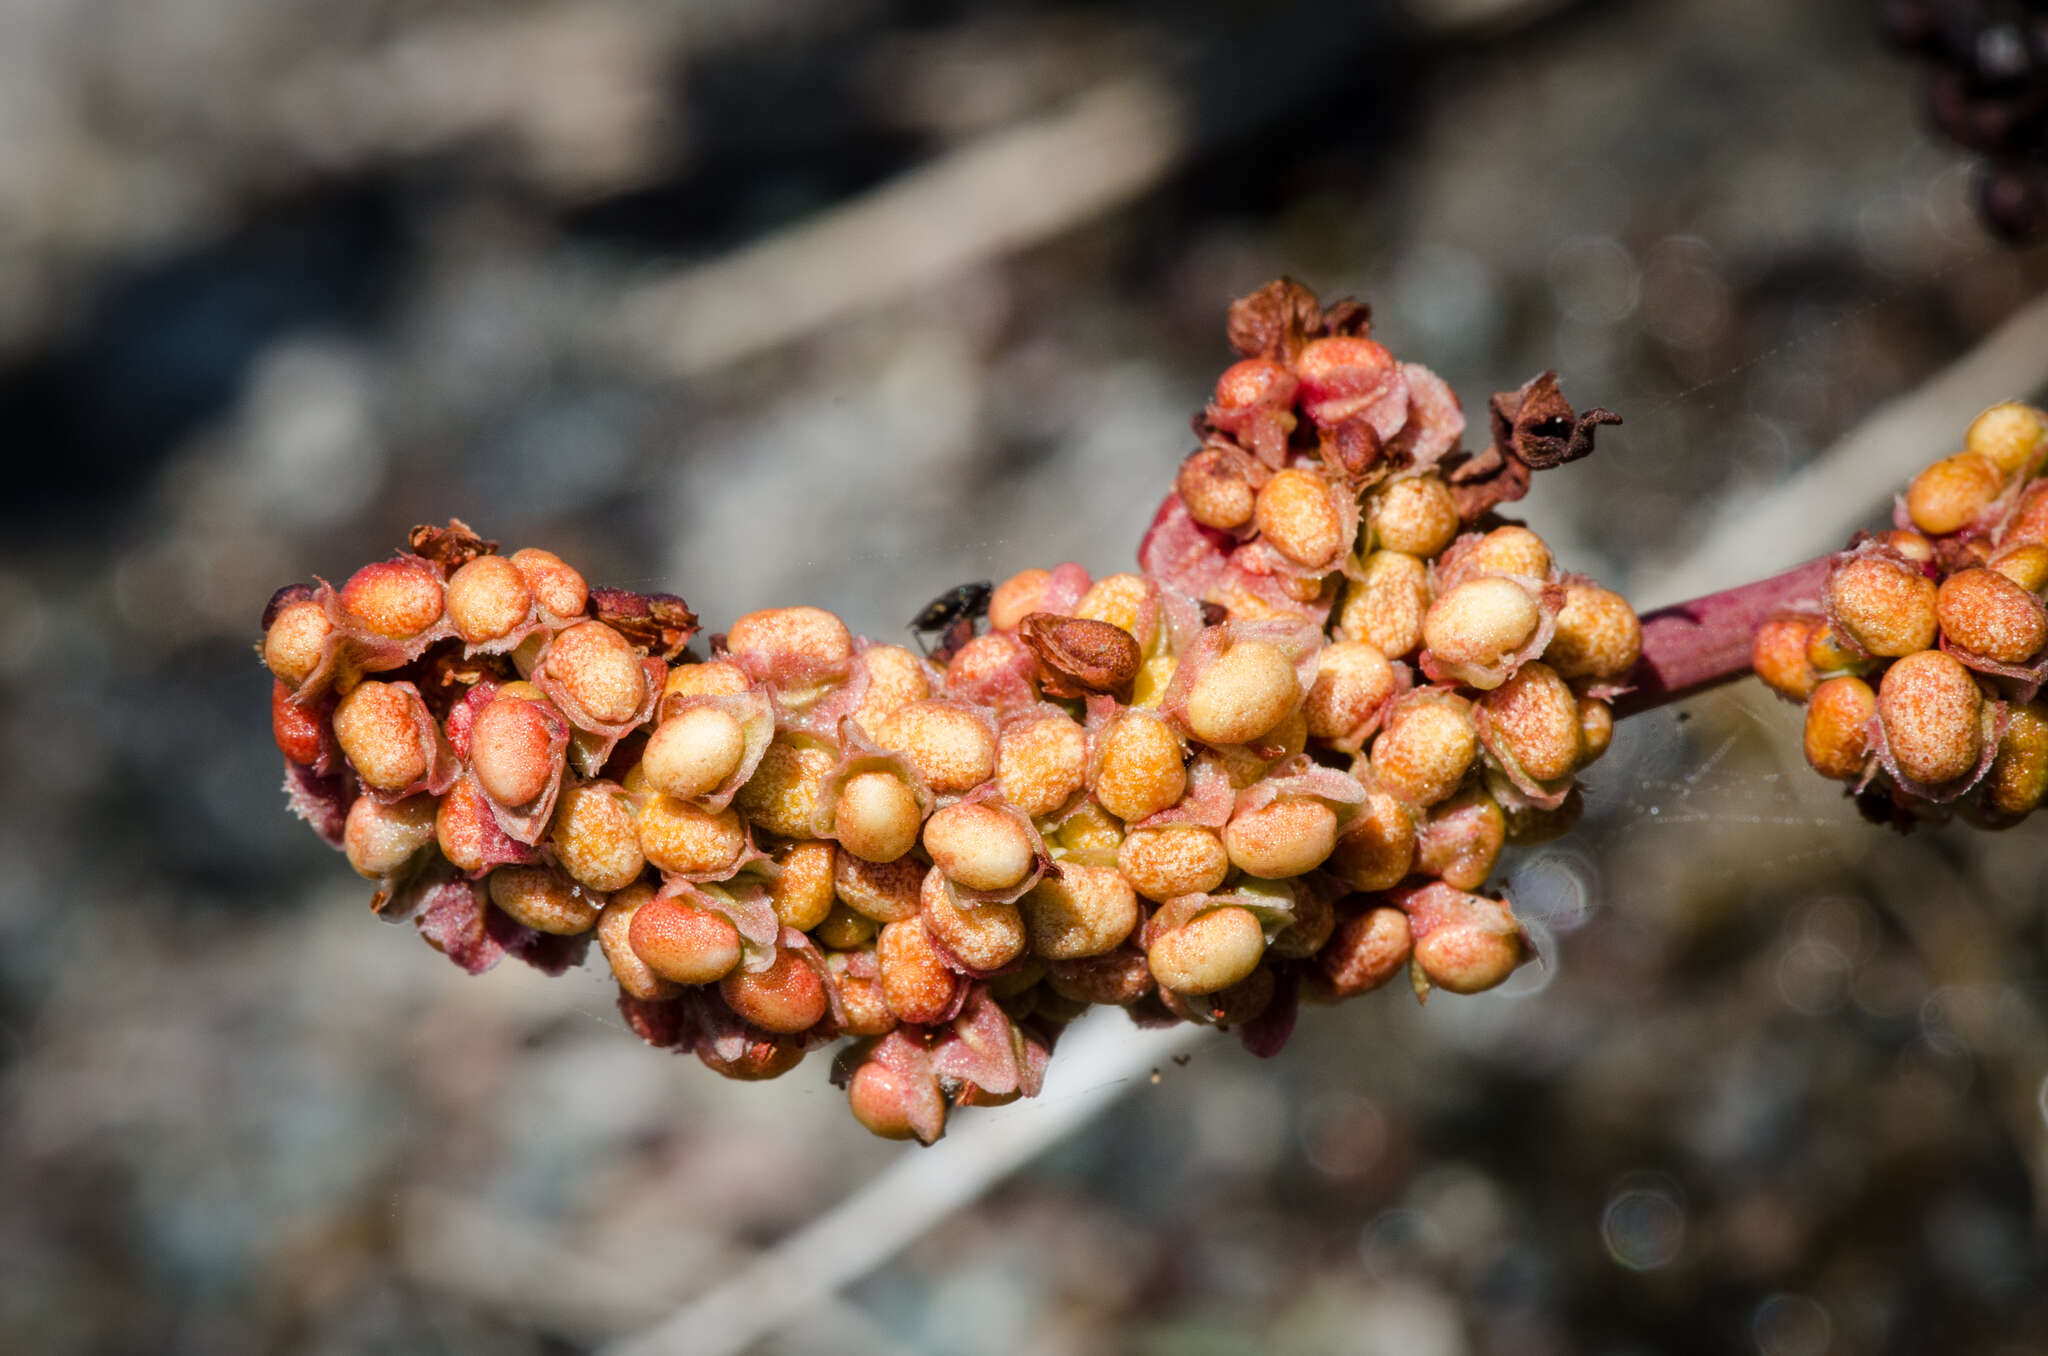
[1612,555,1834,718]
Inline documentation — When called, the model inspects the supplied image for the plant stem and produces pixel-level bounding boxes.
[1611,555,1834,718]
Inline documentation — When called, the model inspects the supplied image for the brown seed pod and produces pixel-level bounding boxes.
[1017,613,1141,701]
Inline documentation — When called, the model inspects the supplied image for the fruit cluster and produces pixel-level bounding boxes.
[1754,401,2048,822]
[262,282,1641,1142]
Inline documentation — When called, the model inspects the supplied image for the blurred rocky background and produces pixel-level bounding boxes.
[4,0,2047,1352]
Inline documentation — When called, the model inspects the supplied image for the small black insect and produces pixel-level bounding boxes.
[910,580,993,659]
